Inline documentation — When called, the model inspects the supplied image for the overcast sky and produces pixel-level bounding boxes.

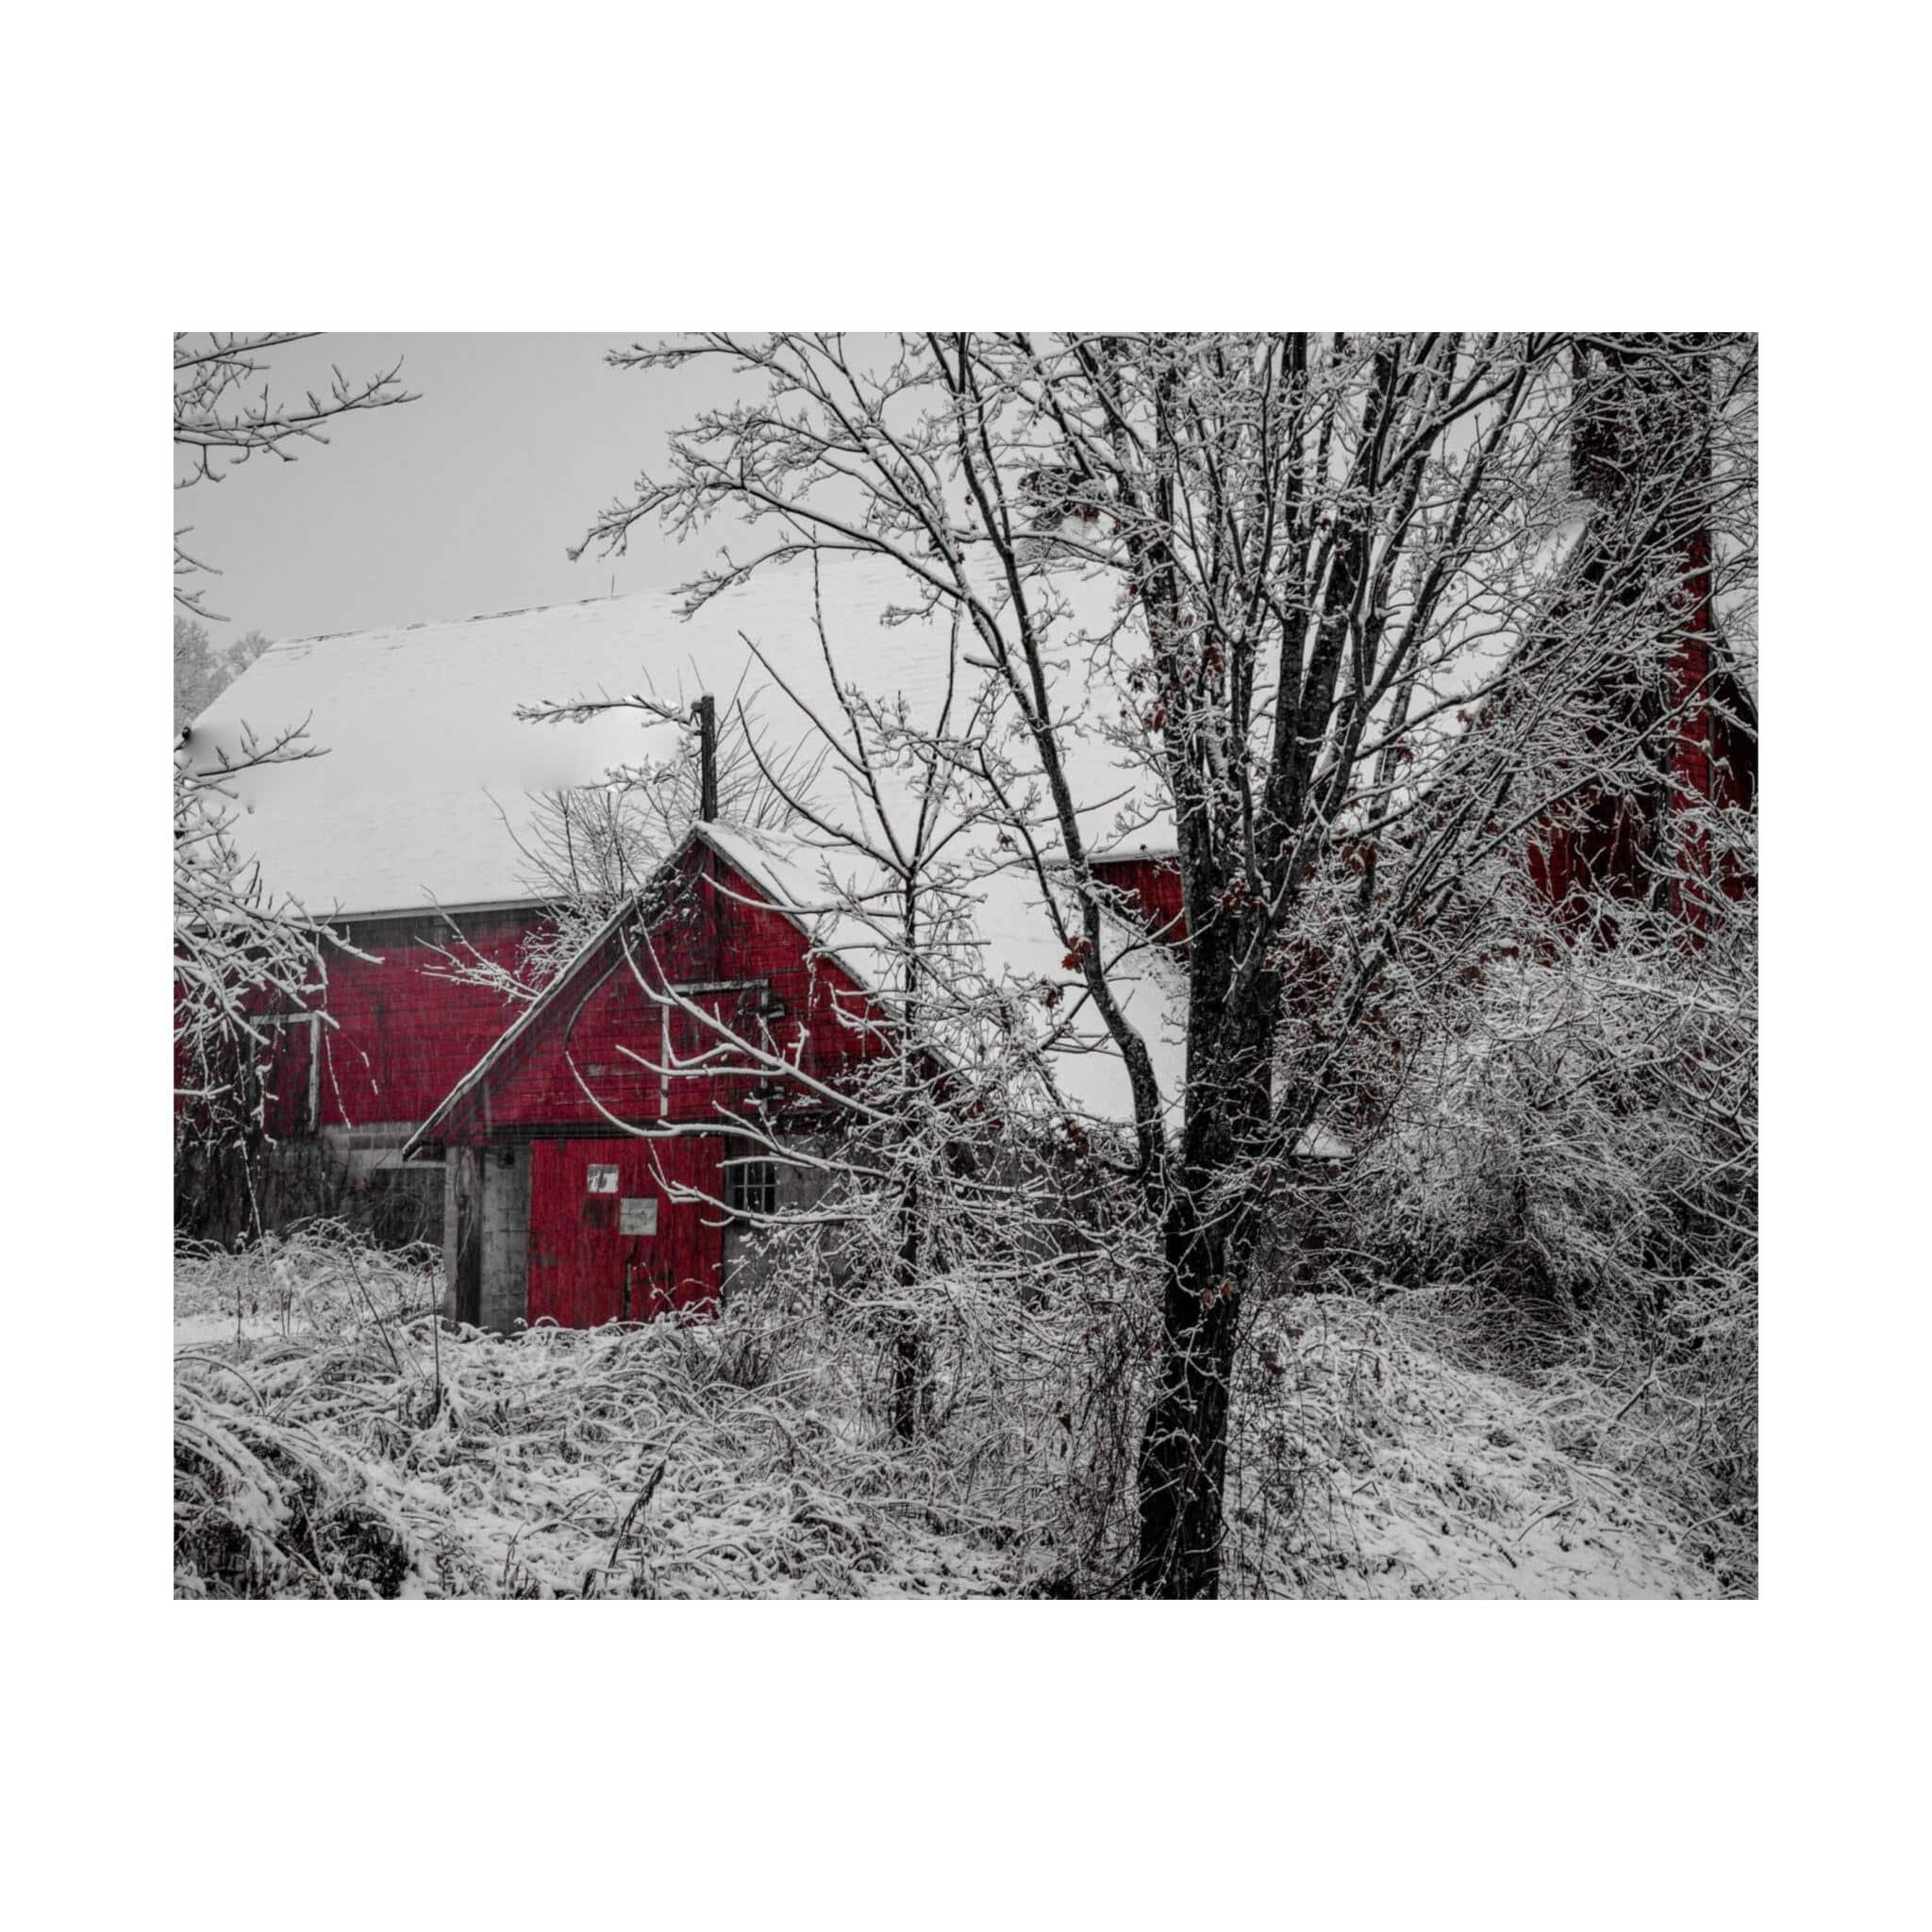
[175,333,758,644]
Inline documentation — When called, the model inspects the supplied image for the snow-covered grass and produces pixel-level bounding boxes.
[175,1227,1019,1599]
[1223,1291,1724,1599]
[175,1227,1736,1600]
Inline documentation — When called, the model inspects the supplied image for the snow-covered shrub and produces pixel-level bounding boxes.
[1220,1291,1720,1598]
[691,1197,1162,1589]
[174,1224,1155,1598]
[175,1219,434,1342]
[1324,875,1757,1591]
[176,1216,1731,1598]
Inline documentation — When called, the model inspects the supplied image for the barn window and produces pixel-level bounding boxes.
[586,1164,619,1194]
[725,1158,778,1217]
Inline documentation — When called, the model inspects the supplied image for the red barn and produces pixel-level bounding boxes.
[184,413,1751,1323]
[396,824,901,1327]
[184,563,1183,1297]
[184,590,718,1241]
[393,808,1196,1330]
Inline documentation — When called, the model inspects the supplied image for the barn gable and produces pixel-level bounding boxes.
[409,825,883,1158]
[405,824,903,1330]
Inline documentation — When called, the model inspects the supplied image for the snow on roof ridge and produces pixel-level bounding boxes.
[268,551,929,649]
[272,589,656,649]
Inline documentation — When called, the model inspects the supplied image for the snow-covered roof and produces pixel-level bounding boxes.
[186,556,1163,920]
[724,813,1341,1148]
[700,822,1191,1129]
[405,819,1190,1148]
[194,556,1347,1146]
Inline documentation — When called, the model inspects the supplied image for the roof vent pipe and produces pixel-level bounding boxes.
[693,693,718,823]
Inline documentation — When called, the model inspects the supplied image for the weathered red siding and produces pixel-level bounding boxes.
[324,910,541,1126]
[441,845,882,1144]
[424,841,888,1323]
[1092,855,1188,947]
[527,1135,723,1324]
[261,908,543,1140]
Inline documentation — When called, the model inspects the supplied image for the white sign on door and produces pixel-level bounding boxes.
[620,1196,658,1237]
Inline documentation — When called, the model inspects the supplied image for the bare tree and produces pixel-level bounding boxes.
[174,720,340,1237]
[174,332,415,621]
[569,330,1752,1595]
[503,559,1126,1469]
[174,333,414,1236]
[175,615,273,735]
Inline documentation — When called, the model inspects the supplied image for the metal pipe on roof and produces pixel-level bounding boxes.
[694,693,718,822]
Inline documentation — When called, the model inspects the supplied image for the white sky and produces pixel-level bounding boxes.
[175,332,781,643]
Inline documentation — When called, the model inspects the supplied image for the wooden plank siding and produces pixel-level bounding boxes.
[1091,855,1188,949]
[262,908,542,1141]
[527,1135,724,1324]
[433,842,886,1144]
[417,839,890,1327]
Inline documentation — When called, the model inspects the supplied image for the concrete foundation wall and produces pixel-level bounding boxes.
[721,1135,843,1305]
[443,1146,482,1324]
[441,1141,532,1334]
[480,1142,531,1334]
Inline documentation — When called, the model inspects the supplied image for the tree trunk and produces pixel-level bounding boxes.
[891,1324,928,1442]
[890,1174,927,1442]
[1131,968,1276,1598]
[1131,1231,1243,1597]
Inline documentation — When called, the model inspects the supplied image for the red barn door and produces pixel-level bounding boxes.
[526,1136,724,1326]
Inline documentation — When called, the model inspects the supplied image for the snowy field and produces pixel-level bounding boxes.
[1222,1299,1718,1598]
[175,1233,1724,1601]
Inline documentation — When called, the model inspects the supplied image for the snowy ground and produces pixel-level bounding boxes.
[175,1236,1036,1599]
[175,1241,1724,1600]
[1224,1299,1717,1599]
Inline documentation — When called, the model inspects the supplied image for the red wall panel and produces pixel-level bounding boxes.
[1092,856,1187,946]
[458,846,885,1142]
[262,908,543,1139]
[527,1135,724,1324]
